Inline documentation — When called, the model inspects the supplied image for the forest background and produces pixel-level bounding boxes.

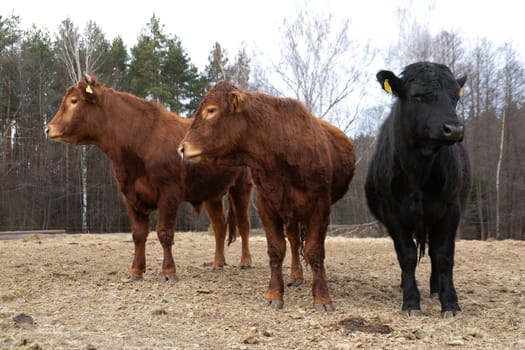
[1,2,524,240]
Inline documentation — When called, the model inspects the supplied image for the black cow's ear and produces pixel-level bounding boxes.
[456,75,467,97]
[376,70,401,96]
[456,75,467,88]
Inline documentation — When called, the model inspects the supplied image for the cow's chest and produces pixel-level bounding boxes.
[392,175,449,226]
[121,176,157,214]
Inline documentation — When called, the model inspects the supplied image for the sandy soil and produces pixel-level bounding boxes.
[0,231,524,349]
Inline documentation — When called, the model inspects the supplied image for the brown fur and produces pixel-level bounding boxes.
[46,76,254,280]
[180,80,356,310]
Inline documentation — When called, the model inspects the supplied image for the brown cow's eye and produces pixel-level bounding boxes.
[207,107,216,114]
[71,97,78,104]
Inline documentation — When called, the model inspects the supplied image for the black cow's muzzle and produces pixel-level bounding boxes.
[442,123,464,142]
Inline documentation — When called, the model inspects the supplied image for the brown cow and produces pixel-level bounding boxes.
[179,80,355,311]
[45,75,253,281]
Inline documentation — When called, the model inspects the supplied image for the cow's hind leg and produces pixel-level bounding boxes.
[204,196,227,269]
[429,208,461,318]
[305,198,334,312]
[156,197,179,281]
[228,171,253,269]
[285,221,304,287]
[258,196,286,309]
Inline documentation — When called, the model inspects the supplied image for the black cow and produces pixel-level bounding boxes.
[365,62,471,318]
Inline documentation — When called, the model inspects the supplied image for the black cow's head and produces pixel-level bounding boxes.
[377,62,467,155]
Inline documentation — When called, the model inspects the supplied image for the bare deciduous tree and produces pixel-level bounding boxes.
[274,4,375,133]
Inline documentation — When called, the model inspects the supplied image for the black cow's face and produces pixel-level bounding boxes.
[377,62,467,155]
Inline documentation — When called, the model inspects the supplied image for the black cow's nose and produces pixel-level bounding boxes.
[442,123,464,141]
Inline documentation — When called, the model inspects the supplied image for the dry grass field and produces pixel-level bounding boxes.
[0,231,524,349]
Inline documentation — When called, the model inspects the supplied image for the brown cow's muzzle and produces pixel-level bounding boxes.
[178,142,202,163]
[44,125,55,140]
[44,124,64,142]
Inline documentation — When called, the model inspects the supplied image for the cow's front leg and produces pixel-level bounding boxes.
[258,196,285,309]
[156,196,179,281]
[305,198,333,312]
[204,196,227,269]
[391,230,420,315]
[125,203,150,280]
[377,205,420,315]
[429,207,461,318]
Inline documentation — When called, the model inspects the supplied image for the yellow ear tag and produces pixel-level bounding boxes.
[86,85,93,94]
[383,79,393,94]
[233,95,239,110]
[459,87,464,97]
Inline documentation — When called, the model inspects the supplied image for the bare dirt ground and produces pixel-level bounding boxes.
[0,231,524,349]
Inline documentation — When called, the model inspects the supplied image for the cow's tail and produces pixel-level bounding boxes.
[226,193,238,246]
[299,222,307,264]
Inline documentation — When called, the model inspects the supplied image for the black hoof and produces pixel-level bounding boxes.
[401,309,422,317]
[287,278,304,287]
[263,300,284,309]
[162,275,178,283]
[123,275,143,283]
[441,310,461,318]
[314,302,335,312]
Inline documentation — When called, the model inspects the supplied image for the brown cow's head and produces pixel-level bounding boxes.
[45,74,103,145]
[179,80,248,164]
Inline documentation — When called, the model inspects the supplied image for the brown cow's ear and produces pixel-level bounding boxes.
[81,73,99,104]
[231,91,242,113]
[376,70,401,97]
[84,73,93,85]
[83,85,98,104]
[80,83,97,104]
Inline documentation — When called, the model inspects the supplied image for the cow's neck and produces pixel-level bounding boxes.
[394,135,438,189]
[95,92,162,162]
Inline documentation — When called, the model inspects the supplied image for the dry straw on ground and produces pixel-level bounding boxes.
[0,231,524,349]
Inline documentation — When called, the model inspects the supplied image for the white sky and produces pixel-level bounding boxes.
[5,0,524,72]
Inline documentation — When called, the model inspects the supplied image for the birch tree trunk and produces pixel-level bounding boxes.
[56,19,106,232]
[495,110,506,240]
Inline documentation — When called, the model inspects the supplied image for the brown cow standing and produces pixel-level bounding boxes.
[45,75,253,281]
[179,80,355,311]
